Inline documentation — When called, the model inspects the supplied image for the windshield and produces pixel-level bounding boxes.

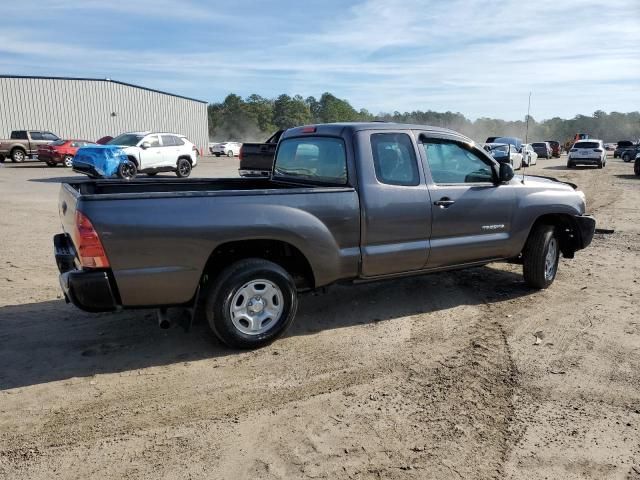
[488,145,509,154]
[532,143,546,148]
[274,137,347,185]
[107,134,145,146]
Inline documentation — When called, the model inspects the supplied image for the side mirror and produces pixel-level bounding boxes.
[140,141,151,149]
[499,162,515,182]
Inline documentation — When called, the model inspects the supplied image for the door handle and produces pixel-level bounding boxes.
[434,197,455,208]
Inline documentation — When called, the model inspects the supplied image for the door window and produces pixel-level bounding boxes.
[30,132,43,140]
[371,133,419,186]
[161,135,176,146]
[146,135,160,147]
[41,132,59,141]
[172,136,185,146]
[422,140,494,184]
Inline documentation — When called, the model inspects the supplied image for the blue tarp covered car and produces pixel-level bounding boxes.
[72,145,129,178]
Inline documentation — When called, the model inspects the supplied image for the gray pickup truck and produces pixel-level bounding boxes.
[0,130,60,162]
[54,122,595,348]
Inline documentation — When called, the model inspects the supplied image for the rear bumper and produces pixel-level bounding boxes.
[569,157,601,164]
[54,233,119,312]
[575,214,596,250]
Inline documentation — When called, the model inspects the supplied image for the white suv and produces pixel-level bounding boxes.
[107,132,198,178]
[567,139,606,169]
[211,141,242,157]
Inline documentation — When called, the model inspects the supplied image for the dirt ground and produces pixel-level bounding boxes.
[0,153,638,480]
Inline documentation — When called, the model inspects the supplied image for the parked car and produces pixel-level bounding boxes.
[567,139,607,168]
[211,141,242,157]
[37,139,93,167]
[531,142,552,159]
[493,136,523,152]
[522,144,538,166]
[545,140,561,158]
[604,143,616,152]
[483,143,523,170]
[54,122,595,349]
[239,130,285,177]
[73,132,198,179]
[96,136,113,145]
[614,140,634,158]
[0,130,60,162]
[635,152,640,176]
[619,143,640,162]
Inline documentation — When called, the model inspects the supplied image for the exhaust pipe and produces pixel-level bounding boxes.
[157,308,171,329]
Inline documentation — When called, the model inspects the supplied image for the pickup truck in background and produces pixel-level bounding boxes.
[0,130,61,162]
[238,129,284,177]
[54,122,595,349]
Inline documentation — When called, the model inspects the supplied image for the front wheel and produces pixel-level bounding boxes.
[117,160,137,180]
[227,150,234,157]
[623,154,631,162]
[523,224,559,289]
[63,155,74,168]
[46,160,57,167]
[205,258,298,349]
[176,158,192,178]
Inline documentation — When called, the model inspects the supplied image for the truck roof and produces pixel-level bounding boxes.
[284,122,472,142]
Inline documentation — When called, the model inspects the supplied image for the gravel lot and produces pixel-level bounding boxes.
[1,153,639,479]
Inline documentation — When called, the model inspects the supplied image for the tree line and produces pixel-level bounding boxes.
[208,93,640,145]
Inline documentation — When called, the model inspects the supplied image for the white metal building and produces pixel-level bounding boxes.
[0,75,208,152]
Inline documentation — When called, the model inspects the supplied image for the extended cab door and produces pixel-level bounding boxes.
[358,130,432,277]
[418,134,515,268]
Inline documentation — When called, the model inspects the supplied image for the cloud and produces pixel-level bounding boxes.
[0,0,638,119]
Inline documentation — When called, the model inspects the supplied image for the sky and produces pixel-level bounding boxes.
[0,0,638,121]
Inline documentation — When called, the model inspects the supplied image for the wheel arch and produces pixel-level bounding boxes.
[525,213,582,259]
[201,239,316,291]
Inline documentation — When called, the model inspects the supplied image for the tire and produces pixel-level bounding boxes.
[597,161,603,169]
[205,258,298,349]
[11,148,26,163]
[227,150,234,157]
[63,155,74,168]
[46,161,57,167]
[523,224,559,289]
[623,153,631,162]
[176,158,192,178]
[117,160,137,180]
[566,161,573,168]
[147,172,158,176]
[215,153,221,157]
[634,160,640,176]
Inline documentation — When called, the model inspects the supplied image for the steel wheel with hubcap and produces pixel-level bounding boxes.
[230,279,284,335]
[205,258,298,349]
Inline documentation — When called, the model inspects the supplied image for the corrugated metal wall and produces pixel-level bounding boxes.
[0,76,209,152]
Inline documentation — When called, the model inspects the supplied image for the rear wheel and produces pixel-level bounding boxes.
[523,224,559,289]
[597,160,603,169]
[623,153,631,162]
[566,161,573,168]
[63,155,73,168]
[634,160,640,176]
[46,160,57,167]
[176,158,192,178]
[147,172,158,176]
[205,258,298,349]
[227,150,234,157]
[11,149,26,163]
[117,160,137,180]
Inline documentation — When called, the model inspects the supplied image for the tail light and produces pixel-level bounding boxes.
[238,146,243,160]
[73,211,110,268]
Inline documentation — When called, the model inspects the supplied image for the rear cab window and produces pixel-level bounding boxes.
[273,137,347,185]
[371,133,419,186]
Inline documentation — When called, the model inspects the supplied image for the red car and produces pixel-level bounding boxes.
[38,139,93,167]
